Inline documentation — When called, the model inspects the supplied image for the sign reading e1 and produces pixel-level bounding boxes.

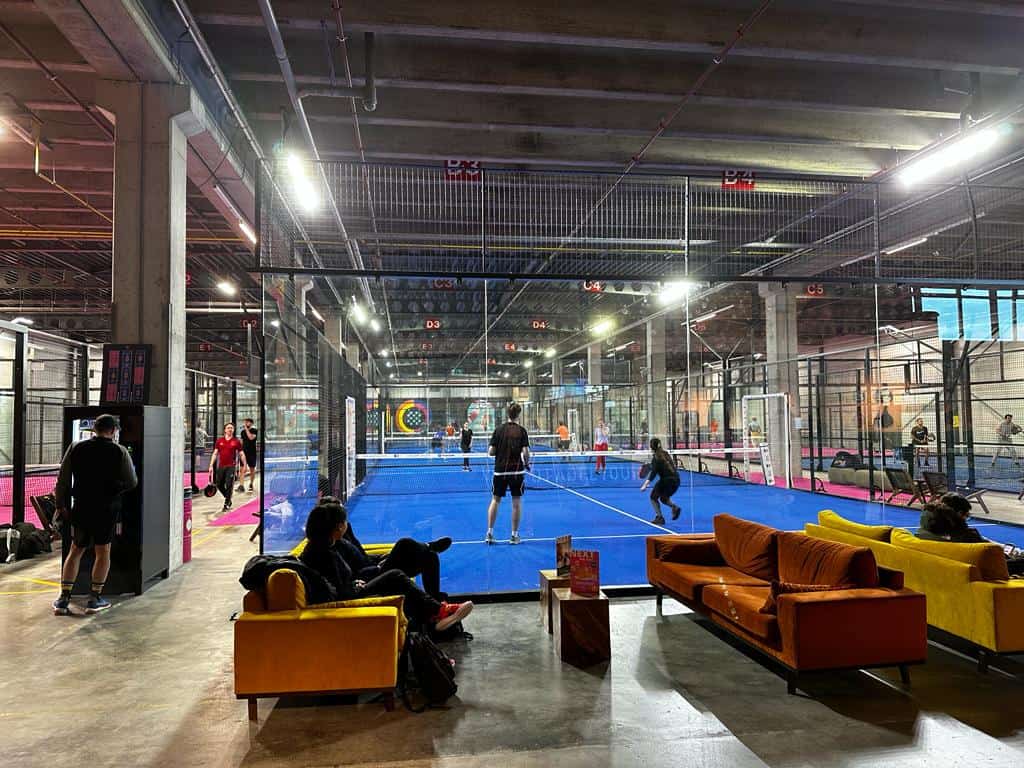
[425,318,442,330]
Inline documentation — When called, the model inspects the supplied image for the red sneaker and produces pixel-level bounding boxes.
[433,601,473,632]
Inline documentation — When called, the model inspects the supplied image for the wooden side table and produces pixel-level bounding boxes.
[552,588,610,668]
[539,569,571,633]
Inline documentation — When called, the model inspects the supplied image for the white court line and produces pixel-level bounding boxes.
[450,532,661,545]
[526,470,674,534]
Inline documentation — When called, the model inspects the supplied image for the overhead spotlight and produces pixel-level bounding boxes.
[590,318,614,337]
[658,280,695,306]
[899,123,1011,186]
[380,349,389,357]
[216,280,237,297]
[417,371,423,377]
[270,319,280,328]
[286,152,320,211]
[389,373,396,379]
[370,318,382,333]
[882,237,928,255]
[524,360,534,369]
[238,220,257,245]
[12,316,33,325]
[386,361,392,368]
[309,306,324,322]
[350,302,368,325]
[503,371,510,378]
[544,348,556,358]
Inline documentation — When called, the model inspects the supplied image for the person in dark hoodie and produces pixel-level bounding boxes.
[318,495,451,599]
[299,500,472,630]
[918,495,985,543]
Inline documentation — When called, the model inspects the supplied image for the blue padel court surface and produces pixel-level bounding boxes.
[339,453,1024,596]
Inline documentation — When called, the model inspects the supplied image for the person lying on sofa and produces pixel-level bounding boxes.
[318,495,452,600]
[299,500,473,631]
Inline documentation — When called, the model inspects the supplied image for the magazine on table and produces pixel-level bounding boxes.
[570,550,600,597]
[556,534,572,576]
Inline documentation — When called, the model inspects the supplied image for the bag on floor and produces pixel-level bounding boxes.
[399,632,457,712]
[14,523,52,559]
[0,525,20,564]
[430,620,474,644]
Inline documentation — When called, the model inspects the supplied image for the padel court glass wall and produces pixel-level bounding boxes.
[256,157,1024,593]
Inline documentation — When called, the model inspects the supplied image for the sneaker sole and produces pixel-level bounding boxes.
[53,607,71,616]
[436,602,473,632]
[85,604,111,615]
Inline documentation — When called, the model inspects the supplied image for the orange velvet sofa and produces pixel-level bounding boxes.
[647,514,928,693]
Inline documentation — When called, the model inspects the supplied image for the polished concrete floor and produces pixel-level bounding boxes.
[1,506,1023,767]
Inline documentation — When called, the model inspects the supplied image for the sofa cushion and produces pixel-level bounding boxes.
[702,584,778,642]
[713,514,778,580]
[759,580,841,615]
[267,569,306,611]
[777,531,879,588]
[818,510,892,542]
[891,528,1009,581]
[658,562,769,601]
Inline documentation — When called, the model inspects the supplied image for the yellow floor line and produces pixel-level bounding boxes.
[0,588,52,596]
[192,525,230,548]
[7,576,61,587]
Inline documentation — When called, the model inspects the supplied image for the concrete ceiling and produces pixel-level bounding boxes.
[1,0,1023,381]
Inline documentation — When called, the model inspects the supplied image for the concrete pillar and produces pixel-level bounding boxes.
[551,360,563,386]
[324,312,347,360]
[587,343,603,386]
[759,283,802,483]
[97,81,201,573]
[646,316,668,443]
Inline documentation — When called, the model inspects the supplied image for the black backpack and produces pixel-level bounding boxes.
[399,632,457,712]
[430,619,474,644]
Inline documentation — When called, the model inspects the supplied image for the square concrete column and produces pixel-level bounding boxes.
[646,316,668,443]
[587,343,603,386]
[759,283,802,483]
[551,360,563,386]
[98,81,202,573]
[324,312,347,360]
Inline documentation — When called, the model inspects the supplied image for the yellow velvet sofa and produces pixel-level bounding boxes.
[234,540,404,721]
[806,510,1024,671]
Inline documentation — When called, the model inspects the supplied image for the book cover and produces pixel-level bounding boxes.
[569,550,600,597]
[556,534,572,576]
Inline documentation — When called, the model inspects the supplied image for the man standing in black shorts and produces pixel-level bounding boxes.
[486,402,530,545]
[238,418,258,493]
[52,414,138,615]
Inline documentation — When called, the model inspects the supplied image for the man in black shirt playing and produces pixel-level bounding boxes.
[460,420,473,471]
[237,418,258,493]
[486,402,531,545]
[52,414,138,615]
[910,418,933,467]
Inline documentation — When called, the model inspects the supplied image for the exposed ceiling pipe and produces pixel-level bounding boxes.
[255,0,375,311]
[165,0,347,306]
[297,31,376,110]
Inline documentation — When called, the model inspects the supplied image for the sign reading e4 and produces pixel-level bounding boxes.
[425,318,442,330]
[503,342,517,352]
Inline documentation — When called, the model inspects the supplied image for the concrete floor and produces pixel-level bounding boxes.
[2,496,1023,768]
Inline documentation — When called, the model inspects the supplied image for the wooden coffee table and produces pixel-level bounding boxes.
[539,569,571,634]
[552,588,610,668]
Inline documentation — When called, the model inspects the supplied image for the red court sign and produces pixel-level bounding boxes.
[444,160,481,182]
[425,318,442,330]
[240,317,259,328]
[582,281,604,293]
[721,170,756,190]
[420,342,433,351]
[431,278,455,290]
[805,283,826,298]
[503,342,517,352]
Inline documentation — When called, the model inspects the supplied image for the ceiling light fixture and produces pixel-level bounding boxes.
[658,280,695,306]
[380,349,389,357]
[899,123,1011,186]
[270,319,280,328]
[370,318,382,333]
[12,316,33,325]
[216,280,237,297]
[544,348,556,359]
[238,219,257,245]
[590,318,614,337]
[286,152,320,211]
[350,302,368,325]
[309,306,324,323]
[882,237,928,255]
[524,360,533,369]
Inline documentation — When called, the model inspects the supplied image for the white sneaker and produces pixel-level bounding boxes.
[485,532,496,545]
[510,533,522,545]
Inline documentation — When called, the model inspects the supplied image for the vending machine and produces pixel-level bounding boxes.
[60,405,171,595]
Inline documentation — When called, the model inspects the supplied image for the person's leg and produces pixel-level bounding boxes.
[511,496,523,536]
[649,496,665,523]
[90,543,111,597]
[59,542,85,595]
[486,496,501,543]
[378,538,422,577]
[358,568,440,623]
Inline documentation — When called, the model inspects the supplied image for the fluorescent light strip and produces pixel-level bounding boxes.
[882,237,928,255]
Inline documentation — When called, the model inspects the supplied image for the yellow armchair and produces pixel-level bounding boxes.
[234,540,405,721]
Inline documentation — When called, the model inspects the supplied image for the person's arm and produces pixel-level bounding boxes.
[117,446,138,494]
[53,443,75,511]
[488,429,498,457]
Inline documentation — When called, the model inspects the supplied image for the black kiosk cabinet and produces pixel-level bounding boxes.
[61,405,171,595]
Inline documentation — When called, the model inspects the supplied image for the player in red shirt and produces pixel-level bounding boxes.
[209,423,247,512]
